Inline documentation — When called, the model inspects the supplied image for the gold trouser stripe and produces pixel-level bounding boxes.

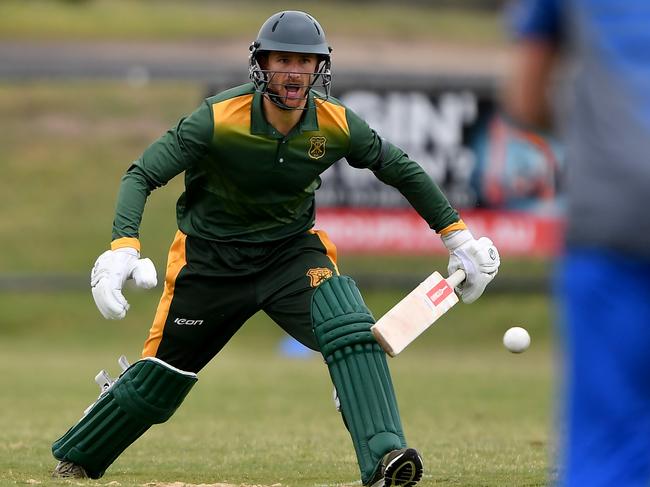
[111,237,141,252]
[438,219,467,236]
[310,229,340,275]
[141,230,187,358]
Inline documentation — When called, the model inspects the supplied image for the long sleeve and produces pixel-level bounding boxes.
[111,100,213,240]
[344,108,459,233]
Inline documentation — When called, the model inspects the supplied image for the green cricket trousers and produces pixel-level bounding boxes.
[142,229,339,372]
[140,228,410,484]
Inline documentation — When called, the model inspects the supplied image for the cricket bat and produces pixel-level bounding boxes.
[371,269,466,357]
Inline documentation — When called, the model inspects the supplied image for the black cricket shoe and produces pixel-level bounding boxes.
[52,460,88,479]
[366,447,424,487]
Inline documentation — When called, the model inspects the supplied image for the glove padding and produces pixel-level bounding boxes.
[444,231,500,304]
[91,247,157,319]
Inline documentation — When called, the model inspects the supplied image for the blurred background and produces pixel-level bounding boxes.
[0,1,559,485]
[0,0,562,291]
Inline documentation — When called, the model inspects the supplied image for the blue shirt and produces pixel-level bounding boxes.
[509,0,650,257]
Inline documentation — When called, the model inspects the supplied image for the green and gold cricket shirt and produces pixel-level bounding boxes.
[112,83,461,246]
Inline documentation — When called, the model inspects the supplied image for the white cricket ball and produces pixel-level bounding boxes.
[503,326,531,353]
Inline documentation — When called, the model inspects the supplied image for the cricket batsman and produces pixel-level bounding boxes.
[51,11,500,487]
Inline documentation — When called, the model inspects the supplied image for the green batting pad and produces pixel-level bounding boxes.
[312,276,406,484]
[52,357,197,479]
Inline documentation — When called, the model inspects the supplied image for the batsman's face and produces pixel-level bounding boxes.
[265,51,318,108]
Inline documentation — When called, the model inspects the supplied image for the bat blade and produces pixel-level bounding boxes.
[371,269,465,357]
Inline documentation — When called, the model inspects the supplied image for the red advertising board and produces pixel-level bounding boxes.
[315,208,564,257]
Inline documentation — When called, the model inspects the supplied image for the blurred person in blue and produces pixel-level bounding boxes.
[504,1,650,486]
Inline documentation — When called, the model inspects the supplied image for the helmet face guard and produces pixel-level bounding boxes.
[248,11,332,110]
[249,50,332,110]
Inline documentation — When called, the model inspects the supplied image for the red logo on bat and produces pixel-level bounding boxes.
[426,280,453,306]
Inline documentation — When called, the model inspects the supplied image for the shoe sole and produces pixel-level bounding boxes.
[383,448,423,487]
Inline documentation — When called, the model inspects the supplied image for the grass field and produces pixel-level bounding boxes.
[0,81,198,274]
[0,77,557,486]
[0,0,503,44]
[1,289,556,487]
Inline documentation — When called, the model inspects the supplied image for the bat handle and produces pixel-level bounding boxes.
[447,269,466,288]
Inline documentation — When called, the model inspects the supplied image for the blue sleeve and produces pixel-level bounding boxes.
[507,0,563,42]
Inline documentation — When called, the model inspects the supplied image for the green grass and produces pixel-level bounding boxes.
[0,0,504,44]
[0,290,556,487]
[0,77,555,486]
[0,81,200,274]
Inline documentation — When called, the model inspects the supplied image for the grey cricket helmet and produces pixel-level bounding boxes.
[249,10,333,109]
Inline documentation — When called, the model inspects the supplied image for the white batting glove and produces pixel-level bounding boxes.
[90,247,157,320]
[442,229,500,304]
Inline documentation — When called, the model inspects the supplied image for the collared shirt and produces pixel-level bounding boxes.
[113,83,459,244]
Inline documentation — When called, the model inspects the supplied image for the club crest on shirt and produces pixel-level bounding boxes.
[307,267,333,287]
[308,136,327,159]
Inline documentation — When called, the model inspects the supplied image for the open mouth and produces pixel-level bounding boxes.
[284,84,303,99]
